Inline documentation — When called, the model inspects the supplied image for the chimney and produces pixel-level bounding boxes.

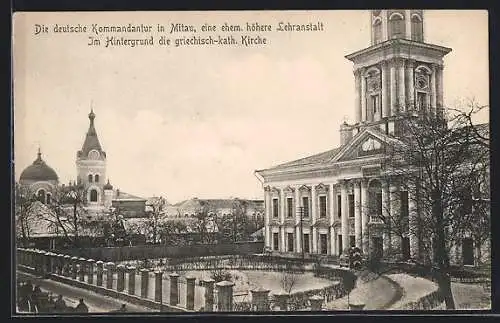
[340,122,353,146]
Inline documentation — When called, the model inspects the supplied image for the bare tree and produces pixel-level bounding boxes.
[144,196,167,244]
[14,184,38,247]
[377,101,489,309]
[280,271,297,294]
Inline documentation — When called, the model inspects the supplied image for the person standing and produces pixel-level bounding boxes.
[75,298,89,313]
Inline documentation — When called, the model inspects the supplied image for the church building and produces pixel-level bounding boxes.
[19,109,147,218]
[255,10,488,266]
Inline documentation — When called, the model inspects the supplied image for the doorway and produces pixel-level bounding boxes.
[320,234,328,254]
[462,238,474,266]
[371,237,384,259]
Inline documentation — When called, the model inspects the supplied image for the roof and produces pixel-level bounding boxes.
[78,109,105,158]
[174,198,264,211]
[19,150,59,182]
[113,190,146,201]
[259,147,342,171]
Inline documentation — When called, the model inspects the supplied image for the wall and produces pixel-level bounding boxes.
[112,200,146,218]
[56,241,264,262]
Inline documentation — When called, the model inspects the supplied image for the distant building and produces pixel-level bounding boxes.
[169,197,264,219]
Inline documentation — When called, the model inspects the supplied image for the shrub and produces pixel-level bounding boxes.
[210,269,232,282]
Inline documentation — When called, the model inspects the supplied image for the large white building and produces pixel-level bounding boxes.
[255,10,488,265]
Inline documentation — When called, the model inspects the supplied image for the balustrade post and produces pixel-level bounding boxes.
[140,269,150,298]
[202,278,215,311]
[127,266,136,295]
[169,273,179,306]
[272,291,290,311]
[87,259,95,284]
[216,281,235,312]
[78,257,86,282]
[71,256,79,279]
[154,271,163,303]
[117,264,126,292]
[250,287,270,311]
[63,255,71,276]
[106,262,115,289]
[96,261,104,286]
[185,276,196,310]
[309,295,324,311]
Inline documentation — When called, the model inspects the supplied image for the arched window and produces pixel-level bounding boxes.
[37,189,46,204]
[373,19,382,44]
[90,189,98,202]
[88,174,93,183]
[411,15,423,42]
[94,174,100,183]
[46,193,51,205]
[389,13,405,39]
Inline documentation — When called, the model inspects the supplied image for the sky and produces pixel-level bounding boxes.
[13,10,489,204]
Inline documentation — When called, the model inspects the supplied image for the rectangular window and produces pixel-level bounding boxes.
[337,195,342,218]
[320,234,328,254]
[319,196,327,218]
[302,197,309,217]
[338,234,343,255]
[348,194,355,218]
[287,198,293,218]
[350,235,356,248]
[303,234,310,253]
[287,233,294,252]
[371,95,379,114]
[272,198,279,218]
[417,92,427,112]
[376,192,383,216]
[273,233,279,251]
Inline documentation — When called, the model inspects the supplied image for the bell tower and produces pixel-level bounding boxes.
[344,10,452,136]
[76,108,107,207]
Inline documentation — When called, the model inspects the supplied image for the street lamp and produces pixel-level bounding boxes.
[298,206,305,260]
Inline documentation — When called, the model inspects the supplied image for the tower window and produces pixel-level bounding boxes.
[373,19,382,44]
[90,189,98,202]
[389,14,405,39]
[88,174,93,183]
[95,174,100,183]
[411,15,423,42]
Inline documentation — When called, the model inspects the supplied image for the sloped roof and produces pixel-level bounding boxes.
[174,198,263,210]
[262,147,342,171]
[78,109,105,157]
[113,190,146,201]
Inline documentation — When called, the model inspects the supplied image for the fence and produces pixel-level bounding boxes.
[54,241,264,262]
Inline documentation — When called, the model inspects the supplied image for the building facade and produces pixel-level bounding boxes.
[255,10,488,265]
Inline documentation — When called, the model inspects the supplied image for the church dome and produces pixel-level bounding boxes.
[103,179,113,190]
[20,150,59,182]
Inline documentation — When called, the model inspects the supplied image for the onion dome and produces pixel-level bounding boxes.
[20,149,59,182]
[103,179,114,190]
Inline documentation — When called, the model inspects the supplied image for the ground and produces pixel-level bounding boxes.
[451,282,491,310]
[16,271,155,313]
[387,273,438,309]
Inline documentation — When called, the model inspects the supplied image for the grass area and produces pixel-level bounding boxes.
[386,273,438,309]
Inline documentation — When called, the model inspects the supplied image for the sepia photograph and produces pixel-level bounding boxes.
[12,9,490,314]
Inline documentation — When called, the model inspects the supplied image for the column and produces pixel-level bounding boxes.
[382,10,388,41]
[78,257,86,282]
[405,10,412,39]
[360,70,367,122]
[431,64,437,115]
[169,273,179,306]
[354,69,361,123]
[117,264,126,292]
[185,276,196,310]
[272,291,289,311]
[390,60,397,116]
[280,189,286,252]
[341,180,349,254]
[128,266,136,295]
[203,278,215,311]
[154,271,163,303]
[408,182,419,259]
[390,183,401,256]
[294,186,301,253]
[354,180,362,248]
[311,186,318,253]
[436,65,444,119]
[406,60,414,111]
[87,259,95,284]
[398,59,406,112]
[329,184,336,256]
[96,261,104,286]
[381,61,389,118]
[264,187,271,248]
[361,179,369,255]
[106,262,115,289]
[216,281,235,312]
[251,287,270,311]
[382,180,392,254]
[71,256,79,279]
[140,269,150,298]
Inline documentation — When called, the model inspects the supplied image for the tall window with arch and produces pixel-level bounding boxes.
[411,14,423,41]
[389,13,405,39]
[94,174,100,183]
[88,174,93,183]
[373,19,382,44]
[90,189,98,202]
